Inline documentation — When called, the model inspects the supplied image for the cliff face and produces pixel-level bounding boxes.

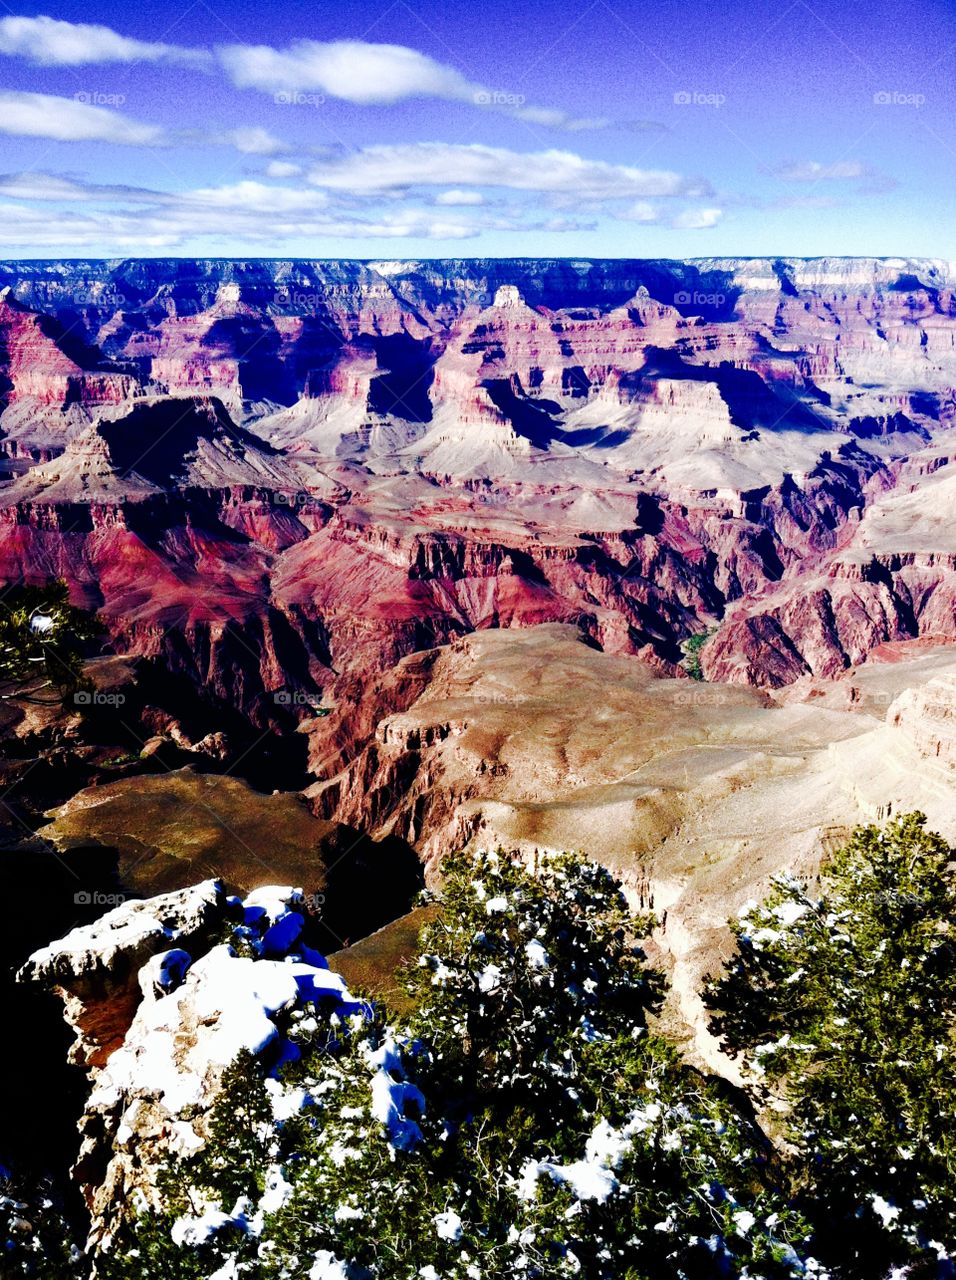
[1,256,956,770]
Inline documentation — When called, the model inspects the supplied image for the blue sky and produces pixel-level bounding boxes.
[0,0,952,258]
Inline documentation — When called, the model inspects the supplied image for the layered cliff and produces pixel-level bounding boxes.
[1,255,955,789]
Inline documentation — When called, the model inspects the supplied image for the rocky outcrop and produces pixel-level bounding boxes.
[307,623,956,1074]
[18,880,362,1250]
[19,880,226,1070]
[889,674,956,770]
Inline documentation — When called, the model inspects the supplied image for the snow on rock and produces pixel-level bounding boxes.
[18,879,225,1070]
[87,944,333,1118]
[20,879,223,990]
[138,948,191,1001]
[21,877,361,1253]
[241,885,308,956]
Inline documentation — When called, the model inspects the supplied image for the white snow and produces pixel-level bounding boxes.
[773,900,809,927]
[485,896,509,914]
[208,1260,239,1280]
[524,939,550,970]
[367,1036,425,1150]
[259,1166,293,1215]
[309,1250,350,1279]
[90,913,359,1120]
[871,1194,901,1227]
[434,1208,463,1241]
[478,963,503,993]
[171,1205,240,1247]
[138,948,191,1000]
[535,1158,619,1203]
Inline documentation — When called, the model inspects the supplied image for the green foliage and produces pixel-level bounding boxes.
[0,581,101,705]
[182,1050,273,1207]
[681,631,712,681]
[103,850,814,1280]
[705,812,956,1275]
[0,1169,84,1278]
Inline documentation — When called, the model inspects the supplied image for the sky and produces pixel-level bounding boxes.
[0,0,952,259]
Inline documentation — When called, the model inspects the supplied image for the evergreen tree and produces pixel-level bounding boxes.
[0,1168,84,1278]
[705,813,956,1276]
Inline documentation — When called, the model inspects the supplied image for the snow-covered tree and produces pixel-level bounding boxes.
[103,849,817,1280]
[705,812,956,1277]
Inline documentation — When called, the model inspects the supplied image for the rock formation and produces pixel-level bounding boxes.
[19,879,362,1249]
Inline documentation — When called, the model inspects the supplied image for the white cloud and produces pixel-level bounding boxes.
[0,96,289,158]
[0,19,612,130]
[615,200,660,223]
[177,180,328,214]
[218,38,607,129]
[218,38,479,106]
[266,160,303,179]
[0,169,618,250]
[223,125,288,156]
[0,91,166,146]
[0,14,208,67]
[306,142,704,199]
[0,196,483,250]
[434,189,485,206]
[670,206,722,229]
[0,171,174,203]
[774,160,868,181]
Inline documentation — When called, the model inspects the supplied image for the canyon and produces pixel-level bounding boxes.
[3,256,956,1233]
